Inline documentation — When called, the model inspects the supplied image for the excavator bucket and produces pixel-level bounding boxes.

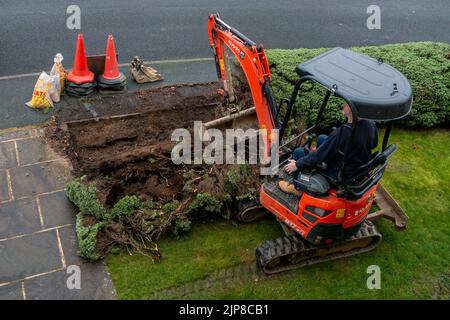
[202,106,257,132]
[368,184,408,230]
[199,44,260,137]
[205,14,282,158]
[199,107,260,154]
[200,46,260,138]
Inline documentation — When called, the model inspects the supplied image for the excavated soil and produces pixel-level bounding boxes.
[46,83,227,207]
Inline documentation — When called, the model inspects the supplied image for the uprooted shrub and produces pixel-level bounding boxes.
[66,180,106,219]
[75,214,106,261]
[68,179,180,261]
[67,164,261,261]
[266,42,450,129]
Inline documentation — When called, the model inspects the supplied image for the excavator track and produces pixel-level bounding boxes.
[236,199,268,222]
[256,220,382,275]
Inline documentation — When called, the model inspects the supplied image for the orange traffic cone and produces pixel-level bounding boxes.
[67,34,94,85]
[98,34,127,93]
[102,35,121,80]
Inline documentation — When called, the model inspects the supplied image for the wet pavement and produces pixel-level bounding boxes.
[0,127,116,299]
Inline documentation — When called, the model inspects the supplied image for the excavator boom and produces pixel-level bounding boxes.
[206,14,279,153]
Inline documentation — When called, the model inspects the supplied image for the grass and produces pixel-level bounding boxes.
[107,217,282,299]
[107,128,450,299]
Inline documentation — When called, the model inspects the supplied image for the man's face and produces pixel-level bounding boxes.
[342,103,351,119]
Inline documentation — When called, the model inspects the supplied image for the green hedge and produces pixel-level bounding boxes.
[266,42,450,129]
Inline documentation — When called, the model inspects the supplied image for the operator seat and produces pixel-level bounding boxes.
[292,144,397,199]
[338,144,396,199]
[292,172,330,197]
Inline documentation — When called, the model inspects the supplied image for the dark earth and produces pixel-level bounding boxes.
[46,83,225,207]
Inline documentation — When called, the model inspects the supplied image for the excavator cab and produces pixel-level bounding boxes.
[277,47,413,199]
[207,14,412,274]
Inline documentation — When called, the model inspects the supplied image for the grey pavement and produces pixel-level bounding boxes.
[0,59,217,130]
[0,128,116,299]
[0,0,449,76]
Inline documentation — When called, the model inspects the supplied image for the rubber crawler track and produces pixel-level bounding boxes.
[256,220,382,274]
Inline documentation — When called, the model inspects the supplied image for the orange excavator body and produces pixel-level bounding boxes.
[207,14,409,270]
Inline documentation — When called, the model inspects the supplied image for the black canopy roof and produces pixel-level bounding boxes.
[295,47,413,121]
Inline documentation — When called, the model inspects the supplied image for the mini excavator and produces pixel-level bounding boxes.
[207,14,411,274]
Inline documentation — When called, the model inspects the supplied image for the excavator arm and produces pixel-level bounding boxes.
[207,14,280,153]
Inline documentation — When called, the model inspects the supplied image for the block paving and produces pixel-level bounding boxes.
[0,127,116,300]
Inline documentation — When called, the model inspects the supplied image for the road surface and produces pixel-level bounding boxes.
[0,0,449,76]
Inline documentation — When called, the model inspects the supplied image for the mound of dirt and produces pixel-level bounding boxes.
[46,82,261,260]
[47,83,227,206]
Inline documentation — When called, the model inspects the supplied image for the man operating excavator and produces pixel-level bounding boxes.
[279,103,379,196]
[207,14,410,272]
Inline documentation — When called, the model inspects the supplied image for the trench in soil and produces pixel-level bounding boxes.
[47,83,228,207]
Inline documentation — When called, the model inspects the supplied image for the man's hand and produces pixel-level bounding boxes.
[284,159,298,175]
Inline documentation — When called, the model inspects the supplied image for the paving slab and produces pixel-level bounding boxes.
[24,261,116,300]
[0,170,11,202]
[0,141,18,170]
[45,226,117,300]
[0,230,62,284]
[9,160,71,198]
[0,128,36,143]
[16,137,61,166]
[39,191,76,229]
[0,197,41,239]
[58,225,84,267]
[0,282,24,300]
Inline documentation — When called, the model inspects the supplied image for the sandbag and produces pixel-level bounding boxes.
[50,53,67,102]
[26,72,54,110]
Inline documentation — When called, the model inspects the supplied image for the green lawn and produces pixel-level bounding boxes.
[107,128,450,299]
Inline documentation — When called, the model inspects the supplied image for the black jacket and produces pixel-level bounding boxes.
[295,120,378,179]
